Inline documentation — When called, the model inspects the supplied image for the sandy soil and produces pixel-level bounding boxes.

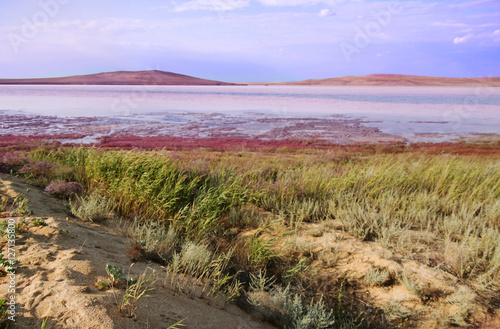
[0,175,275,329]
[251,218,500,328]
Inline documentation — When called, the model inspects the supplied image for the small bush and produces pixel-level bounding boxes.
[249,284,336,329]
[0,151,28,173]
[106,264,126,287]
[364,268,393,287]
[132,222,178,260]
[18,161,54,185]
[45,180,83,199]
[31,217,47,227]
[70,193,114,222]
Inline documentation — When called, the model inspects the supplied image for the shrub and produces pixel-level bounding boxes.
[70,192,114,222]
[19,161,53,177]
[44,180,83,199]
[0,151,28,173]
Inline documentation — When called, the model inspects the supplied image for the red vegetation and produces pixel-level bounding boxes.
[1,134,499,156]
[97,135,332,150]
[0,134,85,149]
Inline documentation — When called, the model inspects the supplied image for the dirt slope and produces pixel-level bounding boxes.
[0,175,274,329]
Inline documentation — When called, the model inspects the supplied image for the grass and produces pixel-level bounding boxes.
[364,268,393,287]
[70,192,115,222]
[120,268,156,318]
[2,142,499,327]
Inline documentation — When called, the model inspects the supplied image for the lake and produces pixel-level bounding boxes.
[1,85,499,143]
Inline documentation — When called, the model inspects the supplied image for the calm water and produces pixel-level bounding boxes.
[1,85,499,138]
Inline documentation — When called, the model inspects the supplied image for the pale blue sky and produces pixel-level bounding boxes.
[0,0,499,82]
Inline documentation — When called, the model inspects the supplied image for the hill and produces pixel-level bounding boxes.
[0,70,235,86]
[277,74,500,86]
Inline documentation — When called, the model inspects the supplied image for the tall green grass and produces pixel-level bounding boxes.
[26,146,500,322]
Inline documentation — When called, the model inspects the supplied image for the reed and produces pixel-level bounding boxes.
[11,144,499,327]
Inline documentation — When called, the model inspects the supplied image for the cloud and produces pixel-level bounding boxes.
[259,0,337,6]
[173,0,250,12]
[450,0,499,8]
[493,29,500,42]
[318,8,335,17]
[453,33,474,44]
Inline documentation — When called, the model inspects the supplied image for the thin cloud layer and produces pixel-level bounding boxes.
[0,0,499,81]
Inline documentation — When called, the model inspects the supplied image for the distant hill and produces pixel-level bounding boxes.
[2,71,500,87]
[276,74,500,86]
[0,70,235,86]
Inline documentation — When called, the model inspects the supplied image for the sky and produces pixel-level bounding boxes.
[0,0,499,82]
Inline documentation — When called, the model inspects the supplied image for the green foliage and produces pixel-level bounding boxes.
[0,299,7,320]
[10,195,31,216]
[31,217,47,227]
[105,264,126,287]
[41,317,49,329]
[120,269,156,318]
[283,258,309,283]
[16,145,500,326]
[95,279,112,291]
[0,253,19,274]
[70,192,115,222]
[249,283,337,329]
[247,232,277,270]
[132,221,178,259]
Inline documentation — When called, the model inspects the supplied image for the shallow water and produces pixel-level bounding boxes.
[1,85,499,141]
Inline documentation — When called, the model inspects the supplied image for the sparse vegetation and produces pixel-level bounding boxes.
[1,142,499,328]
[120,268,156,318]
[70,192,115,222]
[364,268,392,287]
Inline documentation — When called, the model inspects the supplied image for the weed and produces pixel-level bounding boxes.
[12,144,500,326]
[167,318,186,329]
[247,232,277,270]
[283,258,309,283]
[41,317,48,329]
[0,299,7,318]
[0,197,7,213]
[70,192,114,222]
[132,221,178,260]
[396,269,437,303]
[250,270,275,292]
[126,243,144,262]
[106,264,126,287]
[250,284,336,329]
[0,253,19,274]
[31,218,47,227]
[364,268,393,287]
[94,278,112,291]
[10,196,31,216]
[120,269,156,318]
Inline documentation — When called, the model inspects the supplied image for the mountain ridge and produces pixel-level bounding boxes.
[1,71,500,86]
[274,74,500,86]
[0,70,236,86]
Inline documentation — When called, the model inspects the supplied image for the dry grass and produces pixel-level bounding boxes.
[3,143,499,328]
